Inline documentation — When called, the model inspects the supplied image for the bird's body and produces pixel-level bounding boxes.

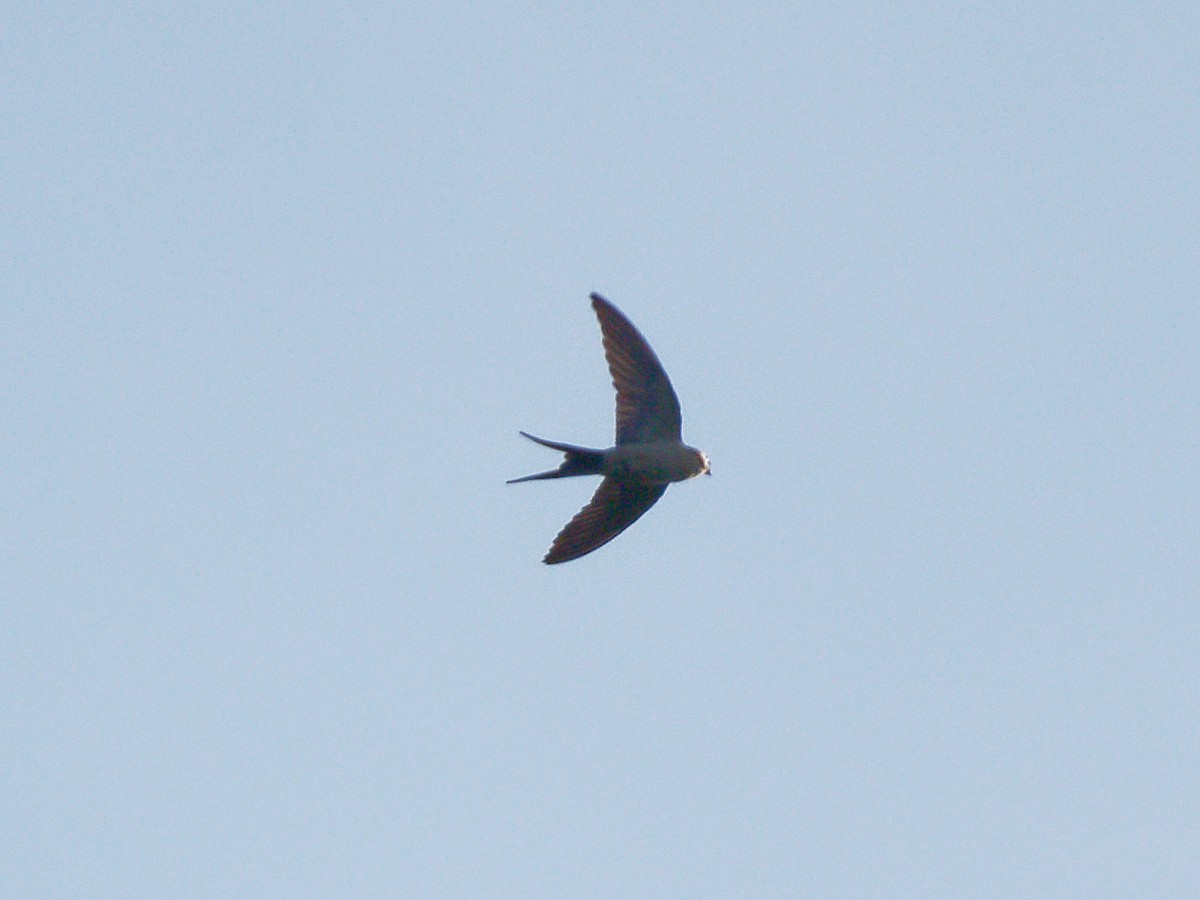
[602,440,710,483]
[509,293,710,564]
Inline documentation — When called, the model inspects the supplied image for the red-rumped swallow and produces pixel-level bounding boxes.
[509,292,710,564]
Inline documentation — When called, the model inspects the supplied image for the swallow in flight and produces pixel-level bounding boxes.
[509,292,710,564]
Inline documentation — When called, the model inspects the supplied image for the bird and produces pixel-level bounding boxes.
[509,292,710,564]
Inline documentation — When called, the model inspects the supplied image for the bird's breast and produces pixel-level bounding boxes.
[602,442,706,484]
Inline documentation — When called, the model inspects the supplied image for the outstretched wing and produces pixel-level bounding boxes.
[543,478,667,564]
[591,293,683,444]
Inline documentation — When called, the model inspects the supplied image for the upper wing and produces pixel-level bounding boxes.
[591,293,683,444]
[543,477,668,564]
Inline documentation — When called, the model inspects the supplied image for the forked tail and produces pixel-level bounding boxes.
[507,432,605,483]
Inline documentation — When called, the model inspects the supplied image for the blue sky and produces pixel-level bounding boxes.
[5,4,1198,896]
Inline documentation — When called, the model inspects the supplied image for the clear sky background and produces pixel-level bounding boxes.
[5,4,1198,896]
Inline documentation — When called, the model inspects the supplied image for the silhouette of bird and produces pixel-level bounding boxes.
[509,293,710,564]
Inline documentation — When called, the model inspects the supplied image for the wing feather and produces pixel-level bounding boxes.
[590,293,683,444]
[543,478,667,564]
